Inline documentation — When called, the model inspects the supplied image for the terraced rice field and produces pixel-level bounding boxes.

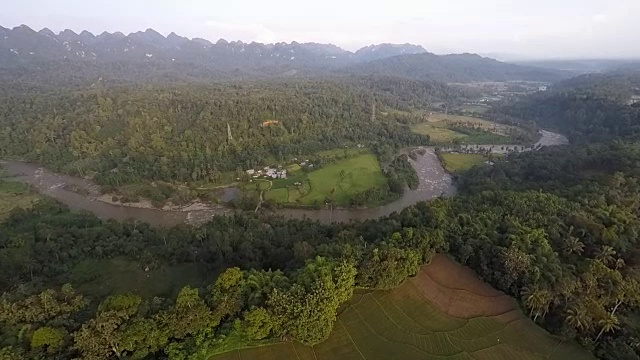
[211,255,593,360]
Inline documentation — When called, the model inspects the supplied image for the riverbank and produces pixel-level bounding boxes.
[0,130,567,226]
[97,194,215,212]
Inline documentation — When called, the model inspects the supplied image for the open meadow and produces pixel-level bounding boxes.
[411,113,527,145]
[211,255,592,360]
[438,153,488,173]
[264,152,388,207]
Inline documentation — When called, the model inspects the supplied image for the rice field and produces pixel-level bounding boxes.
[210,255,593,360]
[438,153,489,173]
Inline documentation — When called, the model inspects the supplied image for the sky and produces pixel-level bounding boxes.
[1,0,639,60]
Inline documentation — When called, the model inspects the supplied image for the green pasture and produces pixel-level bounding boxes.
[439,153,488,173]
[70,257,211,299]
[411,112,522,145]
[263,153,387,207]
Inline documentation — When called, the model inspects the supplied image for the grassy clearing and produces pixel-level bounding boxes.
[439,153,488,173]
[211,255,592,360]
[0,181,40,221]
[263,153,387,207]
[426,113,514,131]
[411,123,469,143]
[264,188,287,203]
[411,113,522,145]
[70,257,212,299]
[316,148,368,160]
[304,154,386,206]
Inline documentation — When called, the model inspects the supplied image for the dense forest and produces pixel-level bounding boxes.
[2,70,640,359]
[0,77,467,187]
[2,155,640,359]
[490,71,640,143]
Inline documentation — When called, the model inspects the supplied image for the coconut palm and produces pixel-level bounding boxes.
[614,258,626,270]
[564,237,585,256]
[565,306,590,331]
[595,313,620,341]
[595,245,616,266]
[522,287,552,321]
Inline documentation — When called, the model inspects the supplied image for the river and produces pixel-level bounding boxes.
[0,130,567,227]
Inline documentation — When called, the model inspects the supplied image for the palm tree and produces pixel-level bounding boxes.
[565,306,590,331]
[564,237,585,256]
[614,258,626,270]
[595,245,616,266]
[595,313,620,341]
[522,287,552,321]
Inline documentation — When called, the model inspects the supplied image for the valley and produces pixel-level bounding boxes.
[0,129,566,226]
[0,18,638,360]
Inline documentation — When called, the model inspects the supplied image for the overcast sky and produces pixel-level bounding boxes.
[1,0,639,59]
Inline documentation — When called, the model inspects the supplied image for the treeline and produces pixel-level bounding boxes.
[387,153,419,193]
[0,199,444,359]
[3,72,640,360]
[0,77,469,187]
[2,172,640,359]
[490,77,640,143]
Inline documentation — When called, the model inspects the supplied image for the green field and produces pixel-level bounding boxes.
[439,153,488,173]
[264,188,288,203]
[411,113,521,145]
[0,181,40,221]
[211,255,592,360]
[264,153,388,207]
[70,257,211,299]
[411,123,469,143]
[315,148,368,160]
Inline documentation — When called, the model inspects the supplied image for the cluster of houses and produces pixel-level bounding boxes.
[246,167,287,179]
[293,158,315,169]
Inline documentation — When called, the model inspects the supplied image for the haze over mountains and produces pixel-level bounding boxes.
[0,25,570,84]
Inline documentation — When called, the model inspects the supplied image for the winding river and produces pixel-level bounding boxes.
[0,130,567,227]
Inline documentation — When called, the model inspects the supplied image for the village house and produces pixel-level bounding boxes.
[264,167,287,179]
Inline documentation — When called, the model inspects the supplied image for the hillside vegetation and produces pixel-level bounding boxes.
[1,59,640,360]
[212,255,591,360]
[0,78,464,187]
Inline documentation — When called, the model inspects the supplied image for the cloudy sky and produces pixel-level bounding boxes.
[2,0,638,59]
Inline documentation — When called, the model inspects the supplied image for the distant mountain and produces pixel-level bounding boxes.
[0,25,571,84]
[514,59,640,74]
[348,52,570,83]
[354,43,426,62]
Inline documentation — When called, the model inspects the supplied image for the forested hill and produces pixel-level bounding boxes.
[489,71,640,142]
[0,77,469,184]
[1,64,640,359]
[0,25,569,84]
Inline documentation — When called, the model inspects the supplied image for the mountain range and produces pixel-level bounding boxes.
[0,25,570,84]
